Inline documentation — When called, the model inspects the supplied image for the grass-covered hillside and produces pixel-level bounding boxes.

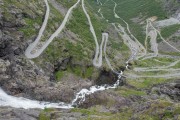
[32,0,131,81]
[1,0,128,81]
[0,0,180,120]
[88,0,180,44]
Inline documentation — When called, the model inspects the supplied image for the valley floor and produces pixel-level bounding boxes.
[0,0,180,119]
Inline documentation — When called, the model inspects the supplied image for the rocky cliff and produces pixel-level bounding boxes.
[0,0,125,103]
[0,0,180,120]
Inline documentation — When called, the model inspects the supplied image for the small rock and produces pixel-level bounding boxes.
[14,48,21,55]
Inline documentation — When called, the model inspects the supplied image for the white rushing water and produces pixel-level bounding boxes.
[0,88,72,109]
[71,78,121,105]
[0,76,121,109]
[0,0,127,109]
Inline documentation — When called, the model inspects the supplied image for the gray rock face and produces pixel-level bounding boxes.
[0,56,93,102]
[0,30,2,40]
[0,0,94,104]
[0,59,10,79]
[0,0,123,106]
[0,107,40,120]
[0,107,87,120]
[1,0,179,120]
[158,81,180,101]
[162,0,180,16]
[79,91,131,110]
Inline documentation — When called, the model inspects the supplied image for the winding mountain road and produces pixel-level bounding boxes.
[0,0,125,109]
[25,0,81,59]
[82,0,104,68]
[82,0,122,74]
[1,0,179,110]
[111,0,146,61]
[98,0,180,79]
[134,60,180,71]
[112,23,138,62]
[149,20,180,53]
[126,72,180,79]
[143,20,159,60]
[25,0,114,69]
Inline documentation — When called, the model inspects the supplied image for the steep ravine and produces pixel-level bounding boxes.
[0,0,125,106]
[0,0,180,120]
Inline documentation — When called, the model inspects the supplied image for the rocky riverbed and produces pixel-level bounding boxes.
[0,0,180,120]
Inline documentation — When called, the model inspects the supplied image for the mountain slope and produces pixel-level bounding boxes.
[0,0,180,119]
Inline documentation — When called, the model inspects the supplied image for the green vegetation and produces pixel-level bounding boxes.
[64,40,86,61]
[38,101,179,120]
[174,107,180,115]
[40,3,64,42]
[71,107,113,119]
[135,57,174,68]
[19,17,42,38]
[38,108,55,120]
[161,24,180,39]
[138,71,169,76]
[56,0,78,8]
[3,0,180,119]
[71,66,83,76]
[55,70,67,80]
[161,51,180,56]
[155,57,175,63]
[66,3,107,49]
[38,113,50,120]
[32,0,111,80]
[5,0,129,80]
[55,65,95,81]
[127,77,169,88]
[136,100,173,119]
[115,86,146,97]
[70,99,178,120]
[3,0,64,40]
[113,0,166,20]
[172,61,180,69]
[84,66,94,78]
[88,0,167,44]
[3,0,44,38]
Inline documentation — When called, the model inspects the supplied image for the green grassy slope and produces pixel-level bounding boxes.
[31,0,126,81]
[87,0,168,44]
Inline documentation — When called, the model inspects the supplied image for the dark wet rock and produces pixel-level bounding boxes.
[153,80,180,101]
[95,70,117,85]
[0,0,127,109]
[0,30,2,40]
[128,95,144,102]
[0,43,6,49]
[3,21,16,28]
[1,58,92,102]
[14,48,21,55]
[118,66,126,71]
[174,83,180,89]
[54,57,72,71]
[0,0,180,119]
[134,101,151,113]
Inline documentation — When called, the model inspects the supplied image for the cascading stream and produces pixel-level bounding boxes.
[0,75,122,109]
[1,0,180,111]
[0,0,126,109]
